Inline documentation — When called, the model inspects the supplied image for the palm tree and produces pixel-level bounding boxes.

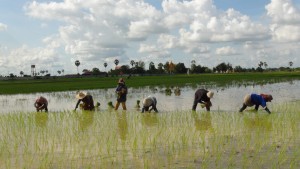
[289,61,293,67]
[104,62,108,71]
[57,70,61,75]
[40,70,44,75]
[114,59,119,68]
[263,62,268,69]
[130,60,135,68]
[258,61,263,68]
[62,69,64,76]
[149,61,155,70]
[75,60,80,74]
[20,71,24,77]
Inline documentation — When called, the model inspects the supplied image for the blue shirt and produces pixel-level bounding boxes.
[250,94,267,108]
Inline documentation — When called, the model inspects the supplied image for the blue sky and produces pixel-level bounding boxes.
[0,0,299,75]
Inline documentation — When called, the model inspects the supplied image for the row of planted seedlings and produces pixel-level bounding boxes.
[0,102,299,168]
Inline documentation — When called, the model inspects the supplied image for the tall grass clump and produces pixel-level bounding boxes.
[0,101,299,168]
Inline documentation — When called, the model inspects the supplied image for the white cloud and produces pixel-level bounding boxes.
[266,0,300,42]
[0,23,7,31]
[179,8,270,43]
[266,0,300,24]
[128,19,167,40]
[0,45,61,75]
[1,0,298,75]
[215,46,237,56]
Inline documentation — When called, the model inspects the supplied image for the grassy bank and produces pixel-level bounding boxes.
[0,72,300,94]
[0,102,299,168]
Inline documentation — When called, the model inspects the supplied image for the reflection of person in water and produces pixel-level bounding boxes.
[135,100,141,110]
[174,87,181,96]
[141,113,159,127]
[117,111,128,142]
[243,114,272,131]
[79,111,95,131]
[35,112,48,128]
[192,111,213,132]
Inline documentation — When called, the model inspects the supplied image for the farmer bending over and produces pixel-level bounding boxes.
[34,96,48,112]
[142,96,158,113]
[192,89,214,111]
[74,91,95,111]
[239,93,273,114]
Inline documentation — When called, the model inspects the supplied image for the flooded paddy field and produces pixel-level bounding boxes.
[0,80,299,168]
[0,80,299,113]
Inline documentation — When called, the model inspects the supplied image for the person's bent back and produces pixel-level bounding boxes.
[142,96,158,113]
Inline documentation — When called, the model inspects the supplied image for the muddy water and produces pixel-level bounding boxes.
[0,81,299,113]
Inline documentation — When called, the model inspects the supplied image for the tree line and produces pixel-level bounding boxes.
[3,60,298,78]
[79,60,298,76]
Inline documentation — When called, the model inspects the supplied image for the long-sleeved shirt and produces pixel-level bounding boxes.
[75,95,95,110]
[116,84,127,102]
[142,96,158,112]
[192,89,210,111]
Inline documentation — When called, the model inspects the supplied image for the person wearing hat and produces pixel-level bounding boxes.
[115,78,127,110]
[74,91,95,111]
[239,93,273,114]
[141,96,158,113]
[34,96,48,112]
[192,89,214,111]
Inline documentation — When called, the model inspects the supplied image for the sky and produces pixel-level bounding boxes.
[0,0,300,76]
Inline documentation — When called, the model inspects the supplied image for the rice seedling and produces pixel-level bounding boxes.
[0,100,299,168]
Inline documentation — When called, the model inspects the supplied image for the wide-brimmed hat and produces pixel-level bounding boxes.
[267,95,273,102]
[261,94,273,102]
[76,91,87,99]
[207,91,214,98]
[118,78,125,84]
[143,97,153,107]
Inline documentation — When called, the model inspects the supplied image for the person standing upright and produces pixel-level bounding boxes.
[115,78,128,110]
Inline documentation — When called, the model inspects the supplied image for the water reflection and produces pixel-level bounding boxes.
[117,111,128,142]
[135,100,141,111]
[0,80,299,113]
[35,112,48,128]
[192,111,213,132]
[141,113,159,127]
[243,113,272,131]
[78,111,95,131]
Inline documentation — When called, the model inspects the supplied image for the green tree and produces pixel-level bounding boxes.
[175,62,187,74]
[148,62,156,73]
[157,63,164,74]
[92,68,101,75]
